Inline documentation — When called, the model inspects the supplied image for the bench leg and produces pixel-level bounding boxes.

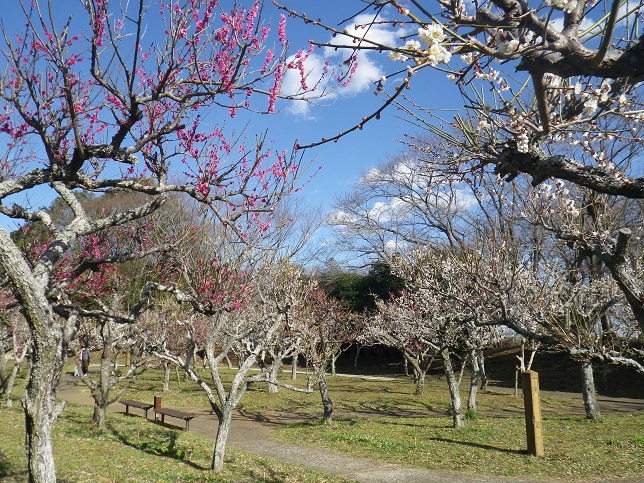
[185,419,189,431]
[143,409,148,420]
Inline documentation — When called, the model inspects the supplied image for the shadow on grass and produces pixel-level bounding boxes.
[0,449,28,481]
[429,437,526,455]
[237,408,277,425]
[106,421,208,471]
[345,401,443,419]
[244,461,302,483]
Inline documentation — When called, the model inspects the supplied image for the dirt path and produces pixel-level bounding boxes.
[57,373,643,483]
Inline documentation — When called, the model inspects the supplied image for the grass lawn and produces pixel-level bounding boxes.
[274,413,644,481]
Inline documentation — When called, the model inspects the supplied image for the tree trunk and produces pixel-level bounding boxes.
[268,362,280,393]
[403,355,409,376]
[23,329,66,483]
[112,353,120,375]
[93,328,113,428]
[330,354,337,376]
[353,344,362,368]
[414,372,425,396]
[175,366,182,391]
[407,357,426,396]
[442,349,464,429]
[478,351,488,390]
[580,361,601,421]
[92,399,107,428]
[3,361,22,408]
[90,375,108,428]
[318,373,333,422]
[291,355,297,380]
[601,234,644,333]
[468,349,480,412]
[0,339,6,396]
[211,406,233,472]
[163,362,171,392]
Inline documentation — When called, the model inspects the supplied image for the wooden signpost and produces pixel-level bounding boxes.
[522,370,544,457]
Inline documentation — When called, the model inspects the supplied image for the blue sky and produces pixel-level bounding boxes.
[0,1,461,245]
[259,1,459,215]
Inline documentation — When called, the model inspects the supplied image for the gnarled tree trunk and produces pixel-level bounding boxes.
[212,404,234,472]
[580,361,601,420]
[268,361,280,394]
[90,345,112,428]
[413,368,425,396]
[291,355,298,380]
[467,349,480,413]
[23,326,67,483]
[478,351,488,390]
[442,349,464,428]
[0,338,6,397]
[163,361,171,392]
[3,350,28,408]
[318,373,333,422]
[0,229,75,483]
[353,344,363,368]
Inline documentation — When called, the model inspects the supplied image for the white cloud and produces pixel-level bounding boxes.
[326,209,358,226]
[280,13,394,116]
[390,161,414,184]
[367,197,411,222]
[549,14,597,35]
[384,238,407,253]
[360,159,415,186]
[361,166,382,185]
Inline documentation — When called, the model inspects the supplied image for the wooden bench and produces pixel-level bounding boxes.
[154,407,198,431]
[120,399,154,420]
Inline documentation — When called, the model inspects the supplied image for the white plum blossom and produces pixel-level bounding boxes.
[460,52,473,64]
[583,98,598,116]
[390,23,451,66]
[597,81,612,103]
[405,39,422,51]
[545,0,579,13]
[389,50,408,62]
[517,130,530,153]
[498,39,519,54]
[543,73,562,88]
[425,43,451,66]
[418,24,445,46]
[494,30,520,54]
[389,40,421,62]
[565,199,580,217]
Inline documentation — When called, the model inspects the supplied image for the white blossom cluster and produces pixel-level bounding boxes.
[530,180,581,219]
[545,0,579,13]
[494,30,519,54]
[389,23,451,66]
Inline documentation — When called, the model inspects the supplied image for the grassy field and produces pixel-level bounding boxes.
[112,362,585,414]
[275,413,644,481]
[1,361,643,481]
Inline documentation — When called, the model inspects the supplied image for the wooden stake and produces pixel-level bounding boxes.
[522,370,544,457]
